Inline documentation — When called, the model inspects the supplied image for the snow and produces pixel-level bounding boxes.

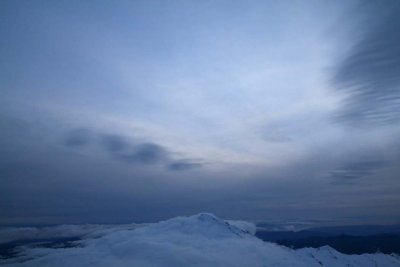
[1,213,399,267]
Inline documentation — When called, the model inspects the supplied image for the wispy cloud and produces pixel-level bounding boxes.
[64,129,202,169]
[115,143,168,164]
[328,159,387,185]
[64,128,92,147]
[100,134,130,153]
[167,160,203,171]
[334,1,400,126]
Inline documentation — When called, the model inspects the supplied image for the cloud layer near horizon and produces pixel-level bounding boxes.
[1,214,399,267]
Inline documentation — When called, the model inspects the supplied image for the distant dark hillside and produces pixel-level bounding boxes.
[255,224,400,255]
[278,234,400,254]
[305,224,400,236]
[255,230,328,242]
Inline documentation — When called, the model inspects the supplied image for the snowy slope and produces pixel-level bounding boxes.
[1,213,399,267]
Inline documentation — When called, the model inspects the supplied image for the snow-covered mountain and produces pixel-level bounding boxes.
[1,213,399,267]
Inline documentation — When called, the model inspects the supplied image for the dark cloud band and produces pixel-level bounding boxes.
[64,128,202,170]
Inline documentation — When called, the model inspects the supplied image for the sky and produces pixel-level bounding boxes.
[1,0,400,225]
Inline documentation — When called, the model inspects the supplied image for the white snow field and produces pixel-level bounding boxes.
[1,213,399,267]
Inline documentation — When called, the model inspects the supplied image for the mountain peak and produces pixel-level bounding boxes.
[144,213,253,240]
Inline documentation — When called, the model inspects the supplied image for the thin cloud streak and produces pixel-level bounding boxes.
[334,1,400,126]
[328,160,387,185]
[167,160,203,171]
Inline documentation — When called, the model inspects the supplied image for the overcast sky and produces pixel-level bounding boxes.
[1,0,400,225]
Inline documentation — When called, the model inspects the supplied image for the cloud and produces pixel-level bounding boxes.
[116,142,169,164]
[0,223,146,246]
[167,160,202,171]
[261,126,292,143]
[64,129,92,147]
[64,129,169,165]
[64,129,201,169]
[99,134,129,153]
[0,214,398,267]
[333,1,400,126]
[328,160,387,185]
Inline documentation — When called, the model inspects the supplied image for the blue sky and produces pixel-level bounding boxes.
[1,0,400,225]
